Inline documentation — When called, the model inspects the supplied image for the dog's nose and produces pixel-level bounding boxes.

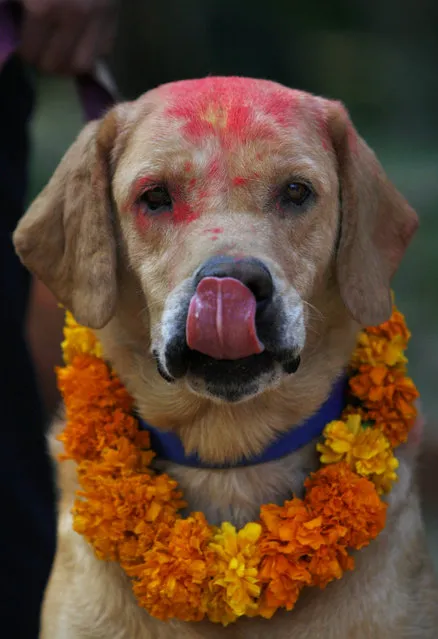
[195,255,273,303]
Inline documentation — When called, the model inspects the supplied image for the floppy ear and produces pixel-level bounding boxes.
[13,111,119,329]
[326,102,418,326]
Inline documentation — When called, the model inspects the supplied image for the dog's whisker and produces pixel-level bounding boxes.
[302,300,325,322]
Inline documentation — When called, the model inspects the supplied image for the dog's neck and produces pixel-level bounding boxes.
[155,442,318,527]
[146,375,346,526]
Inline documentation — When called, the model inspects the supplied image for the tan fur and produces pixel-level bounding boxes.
[13,78,437,638]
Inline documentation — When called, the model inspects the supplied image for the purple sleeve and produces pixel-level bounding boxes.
[0,1,116,121]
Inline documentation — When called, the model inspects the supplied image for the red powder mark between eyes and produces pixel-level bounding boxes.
[203,227,224,235]
[232,176,248,187]
[203,227,224,241]
[184,161,193,172]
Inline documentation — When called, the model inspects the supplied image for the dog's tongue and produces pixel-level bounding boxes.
[186,277,264,360]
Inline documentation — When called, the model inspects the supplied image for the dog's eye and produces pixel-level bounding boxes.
[283,182,312,207]
[140,186,172,213]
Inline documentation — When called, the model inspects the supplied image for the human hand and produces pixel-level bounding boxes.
[20,0,117,75]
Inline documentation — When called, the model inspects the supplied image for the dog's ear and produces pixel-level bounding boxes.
[14,110,120,329]
[326,101,418,326]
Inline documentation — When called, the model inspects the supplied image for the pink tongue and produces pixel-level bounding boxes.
[186,277,264,360]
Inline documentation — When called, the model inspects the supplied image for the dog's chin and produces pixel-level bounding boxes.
[185,365,279,403]
[156,344,301,403]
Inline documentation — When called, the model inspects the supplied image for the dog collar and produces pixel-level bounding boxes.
[138,374,348,468]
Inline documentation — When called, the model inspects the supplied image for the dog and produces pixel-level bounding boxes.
[14,76,438,638]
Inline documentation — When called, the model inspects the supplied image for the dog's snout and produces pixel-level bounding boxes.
[195,255,274,303]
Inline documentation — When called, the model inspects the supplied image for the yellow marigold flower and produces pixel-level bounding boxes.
[370,460,399,495]
[317,417,360,464]
[352,332,407,368]
[318,415,399,493]
[207,522,262,624]
[352,303,411,369]
[62,310,103,364]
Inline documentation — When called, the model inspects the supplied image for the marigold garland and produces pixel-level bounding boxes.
[58,300,418,625]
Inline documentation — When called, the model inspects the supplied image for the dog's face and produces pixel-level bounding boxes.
[14,77,418,404]
[113,79,341,401]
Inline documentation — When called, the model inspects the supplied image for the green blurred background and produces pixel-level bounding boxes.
[27,0,438,563]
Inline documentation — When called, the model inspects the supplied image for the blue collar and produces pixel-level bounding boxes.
[138,374,348,469]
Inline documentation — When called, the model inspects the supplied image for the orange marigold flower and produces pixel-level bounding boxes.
[257,555,311,617]
[58,355,141,461]
[258,499,318,613]
[73,449,184,562]
[307,544,354,589]
[129,513,214,622]
[348,365,418,443]
[263,498,346,551]
[304,463,387,550]
[257,497,348,615]
[366,306,411,343]
[369,405,417,447]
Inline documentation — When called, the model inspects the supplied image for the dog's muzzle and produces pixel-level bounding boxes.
[155,255,302,401]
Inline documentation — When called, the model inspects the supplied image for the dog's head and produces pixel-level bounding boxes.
[14,77,417,404]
